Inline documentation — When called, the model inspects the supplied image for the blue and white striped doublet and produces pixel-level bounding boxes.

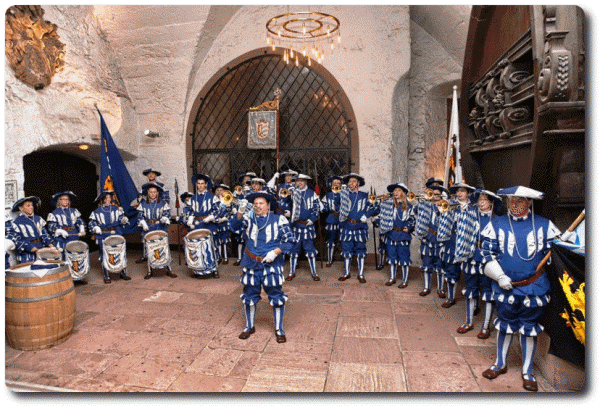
[12,214,54,263]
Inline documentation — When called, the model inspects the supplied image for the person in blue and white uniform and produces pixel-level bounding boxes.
[286,173,322,282]
[229,190,296,343]
[178,191,193,234]
[232,171,255,266]
[276,169,298,219]
[46,191,86,259]
[5,211,17,269]
[480,186,561,392]
[456,189,502,339]
[379,183,415,287]
[186,173,220,278]
[321,175,342,267]
[141,168,170,203]
[88,190,131,283]
[10,196,55,264]
[137,183,176,279]
[337,173,378,283]
[213,183,233,265]
[414,181,446,296]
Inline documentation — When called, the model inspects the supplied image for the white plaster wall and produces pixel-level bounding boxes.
[4,5,137,200]
[185,5,411,193]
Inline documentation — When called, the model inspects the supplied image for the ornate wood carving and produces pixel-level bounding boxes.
[538,31,572,103]
[5,5,66,90]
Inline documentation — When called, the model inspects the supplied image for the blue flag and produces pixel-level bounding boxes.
[98,110,140,234]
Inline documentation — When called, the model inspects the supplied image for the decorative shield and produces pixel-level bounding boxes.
[248,110,278,149]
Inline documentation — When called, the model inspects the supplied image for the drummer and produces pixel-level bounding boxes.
[186,173,220,278]
[89,190,131,284]
[137,184,177,279]
[9,196,55,264]
[46,191,86,259]
[5,211,17,269]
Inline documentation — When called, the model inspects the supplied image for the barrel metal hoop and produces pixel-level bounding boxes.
[5,286,75,303]
[5,274,72,288]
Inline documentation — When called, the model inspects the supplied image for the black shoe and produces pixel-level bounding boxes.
[135,257,147,264]
[213,271,220,278]
[104,277,111,284]
[75,280,88,285]
[120,273,131,281]
[234,259,242,266]
[144,273,152,280]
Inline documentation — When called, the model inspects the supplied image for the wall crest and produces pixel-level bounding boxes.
[5,5,66,90]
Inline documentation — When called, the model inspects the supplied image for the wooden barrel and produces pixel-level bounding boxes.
[5,261,75,351]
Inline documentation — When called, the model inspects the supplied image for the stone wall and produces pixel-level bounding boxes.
[5,5,137,203]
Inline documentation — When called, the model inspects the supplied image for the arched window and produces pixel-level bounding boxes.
[188,50,357,191]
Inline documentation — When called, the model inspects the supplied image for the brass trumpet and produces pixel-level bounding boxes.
[437,199,460,213]
[220,191,239,206]
[234,185,244,195]
[331,185,341,193]
[279,188,292,199]
[368,193,390,204]
[407,189,435,204]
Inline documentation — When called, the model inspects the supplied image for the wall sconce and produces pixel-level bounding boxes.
[78,143,90,150]
[144,130,160,138]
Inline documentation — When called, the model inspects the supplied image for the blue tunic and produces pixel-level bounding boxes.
[89,204,126,259]
[137,199,171,236]
[11,213,54,263]
[47,207,86,254]
[188,191,219,233]
[381,201,415,265]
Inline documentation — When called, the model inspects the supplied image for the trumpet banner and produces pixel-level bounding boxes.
[542,242,585,368]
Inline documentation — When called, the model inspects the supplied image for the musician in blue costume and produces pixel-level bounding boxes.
[178,191,193,234]
[213,183,233,265]
[141,168,170,203]
[414,181,446,296]
[321,175,342,266]
[480,186,561,392]
[276,169,298,219]
[337,173,378,283]
[10,196,55,263]
[88,190,131,283]
[5,212,17,269]
[232,171,256,266]
[137,183,177,279]
[456,189,502,339]
[379,183,415,287]
[286,173,322,281]
[186,173,220,278]
[229,191,296,343]
[438,183,477,309]
[46,191,86,259]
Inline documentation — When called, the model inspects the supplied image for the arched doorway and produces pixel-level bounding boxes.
[188,49,358,192]
[23,150,98,250]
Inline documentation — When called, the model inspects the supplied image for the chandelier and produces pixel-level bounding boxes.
[265,11,341,66]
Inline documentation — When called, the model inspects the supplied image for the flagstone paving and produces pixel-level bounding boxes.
[5,250,561,394]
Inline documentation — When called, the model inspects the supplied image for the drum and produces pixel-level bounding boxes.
[102,235,127,273]
[144,230,170,270]
[36,247,62,261]
[184,229,217,275]
[65,240,90,281]
[5,261,75,350]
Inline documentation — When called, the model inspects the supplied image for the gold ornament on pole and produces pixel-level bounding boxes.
[266,11,341,65]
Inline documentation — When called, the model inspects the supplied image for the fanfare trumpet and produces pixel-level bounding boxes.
[220,191,239,206]
[331,185,341,193]
[368,193,390,204]
[437,199,460,213]
[407,189,434,204]
[234,185,244,195]
[278,188,292,199]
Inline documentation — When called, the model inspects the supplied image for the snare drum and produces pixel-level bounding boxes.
[184,229,217,275]
[144,230,170,270]
[65,240,90,281]
[102,235,127,273]
[36,247,62,262]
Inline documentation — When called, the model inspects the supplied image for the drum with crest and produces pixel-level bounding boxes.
[144,230,171,271]
[102,235,127,273]
[184,229,217,275]
[65,240,90,281]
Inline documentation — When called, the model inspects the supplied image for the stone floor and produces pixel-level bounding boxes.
[5,250,561,394]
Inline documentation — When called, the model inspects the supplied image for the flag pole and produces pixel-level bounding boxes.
[534,210,585,273]
[443,85,461,186]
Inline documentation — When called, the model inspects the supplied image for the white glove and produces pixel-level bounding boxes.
[78,225,86,237]
[484,260,513,290]
[5,238,15,252]
[140,220,149,232]
[305,219,313,226]
[56,247,63,253]
[274,172,280,178]
[360,215,368,223]
[261,250,278,263]
[243,185,250,192]
[53,229,66,238]
[120,216,129,225]
[202,214,215,223]
[238,199,249,214]
[218,217,228,223]
[284,210,291,218]
[160,217,170,224]
[561,230,574,242]
[232,208,238,215]
[93,226,102,235]
[187,216,194,227]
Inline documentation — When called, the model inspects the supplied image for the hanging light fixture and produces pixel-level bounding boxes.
[266,11,341,66]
